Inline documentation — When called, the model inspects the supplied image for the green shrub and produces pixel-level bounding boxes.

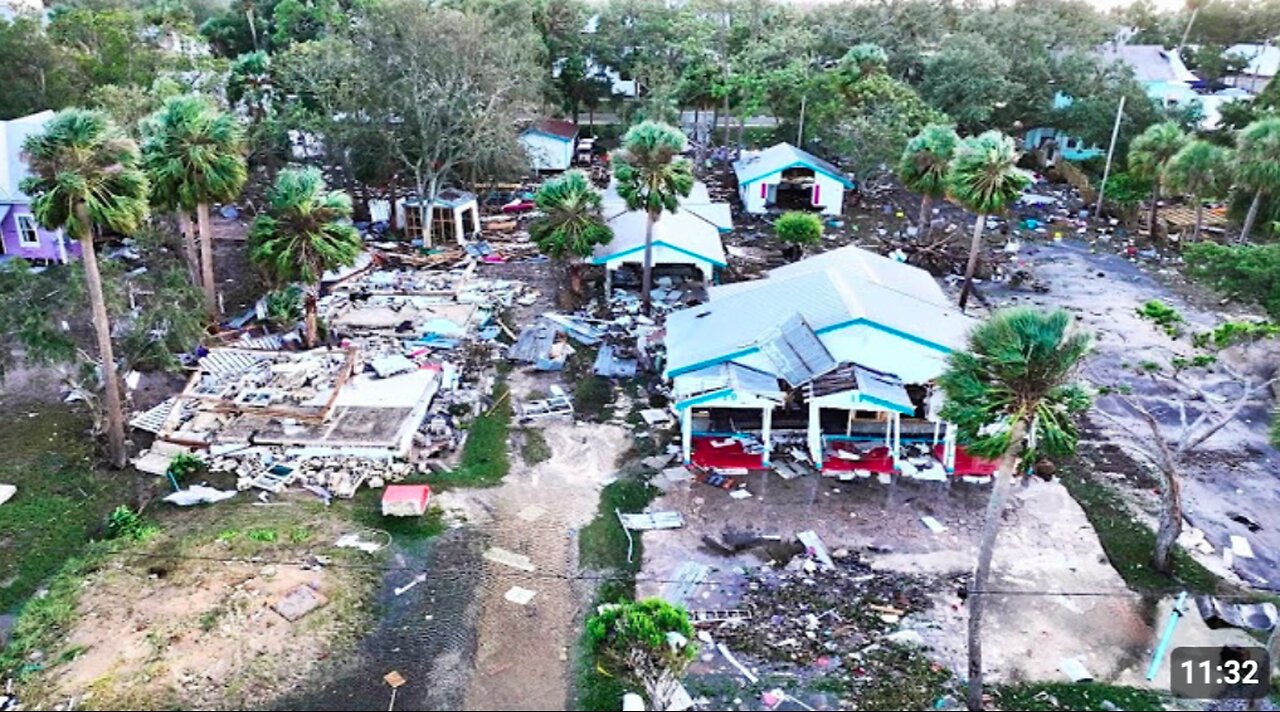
[168,452,205,484]
[774,211,824,245]
[1135,299,1183,336]
[106,505,158,541]
[265,286,304,330]
[1185,242,1280,319]
[574,376,614,422]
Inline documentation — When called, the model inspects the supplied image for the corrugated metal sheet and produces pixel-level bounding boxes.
[854,365,914,413]
[732,142,852,187]
[758,314,835,387]
[197,349,271,377]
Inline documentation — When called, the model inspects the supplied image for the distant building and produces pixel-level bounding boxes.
[0,111,79,264]
[394,189,481,247]
[0,0,42,21]
[732,143,854,217]
[1222,43,1279,93]
[519,120,579,172]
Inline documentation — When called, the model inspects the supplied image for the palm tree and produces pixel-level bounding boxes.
[898,124,959,240]
[142,94,248,317]
[20,109,150,469]
[248,168,361,347]
[1128,122,1189,240]
[530,170,614,304]
[1235,116,1280,243]
[612,120,694,315]
[1163,139,1230,242]
[937,308,1091,712]
[947,131,1030,310]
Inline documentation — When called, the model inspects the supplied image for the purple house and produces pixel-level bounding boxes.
[0,110,80,264]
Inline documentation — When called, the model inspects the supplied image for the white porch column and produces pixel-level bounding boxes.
[604,265,613,300]
[883,416,891,448]
[807,396,822,467]
[846,409,853,436]
[891,413,902,467]
[943,422,957,471]
[681,406,693,465]
[932,419,941,446]
[454,206,466,245]
[761,406,773,466]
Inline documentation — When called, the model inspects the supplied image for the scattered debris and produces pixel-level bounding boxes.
[1060,656,1094,683]
[1196,596,1278,631]
[381,484,432,517]
[617,511,685,531]
[0,484,15,507]
[394,573,427,596]
[920,516,947,534]
[271,584,328,622]
[797,530,835,570]
[335,531,391,553]
[484,546,537,572]
[162,485,237,506]
[504,586,537,605]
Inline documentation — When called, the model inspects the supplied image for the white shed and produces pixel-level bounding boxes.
[592,208,727,294]
[733,143,854,217]
[519,119,579,172]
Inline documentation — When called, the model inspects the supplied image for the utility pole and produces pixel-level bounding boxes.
[1095,95,1126,219]
[797,94,806,146]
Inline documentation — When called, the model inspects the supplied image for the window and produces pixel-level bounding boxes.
[16,214,40,247]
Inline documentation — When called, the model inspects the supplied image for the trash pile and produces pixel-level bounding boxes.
[712,553,934,666]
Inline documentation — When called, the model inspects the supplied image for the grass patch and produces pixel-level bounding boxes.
[993,682,1167,711]
[0,540,116,677]
[573,376,614,422]
[349,486,448,542]
[808,644,956,711]
[431,379,513,488]
[520,427,553,465]
[0,405,137,613]
[574,475,658,710]
[1061,466,1220,594]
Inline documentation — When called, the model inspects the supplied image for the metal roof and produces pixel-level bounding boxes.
[524,119,579,141]
[758,314,836,387]
[732,142,853,188]
[594,208,727,267]
[1227,43,1280,78]
[853,365,914,414]
[672,362,783,401]
[1096,44,1198,84]
[664,245,974,380]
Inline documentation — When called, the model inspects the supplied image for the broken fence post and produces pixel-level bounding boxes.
[616,507,635,564]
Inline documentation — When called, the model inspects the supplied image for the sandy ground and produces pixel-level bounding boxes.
[432,369,632,711]
[24,501,374,711]
[640,469,1258,689]
[988,240,1280,588]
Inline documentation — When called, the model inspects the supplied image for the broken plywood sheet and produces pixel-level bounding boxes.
[0,484,15,506]
[129,397,179,434]
[797,530,835,570]
[272,584,328,622]
[484,546,536,572]
[504,586,537,605]
[618,511,685,531]
[663,561,709,605]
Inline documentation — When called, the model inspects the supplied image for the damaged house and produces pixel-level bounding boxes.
[594,180,734,297]
[662,245,997,481]
[733,142,854,216]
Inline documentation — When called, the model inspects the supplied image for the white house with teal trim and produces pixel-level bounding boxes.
[593,179,733,296]
[733,142,854,216]
[663,245,975,471]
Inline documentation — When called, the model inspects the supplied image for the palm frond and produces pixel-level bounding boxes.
[1128,122,1188,181]
[1235,116,1280,191]
[611,121,694,215]
[898,124,958,199]
[141,94,248,211]
[945,130,1030,216]
[530,170,613,260]
[248,167,361,287]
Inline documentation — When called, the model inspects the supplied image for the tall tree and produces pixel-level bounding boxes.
[20,109,150,469]
[611,120,694,315]
[247,167,361,347]
[947,131,1030,310]
[1235,117,1280,243]
[938,308,1091,712]
[919,32,1019,135]
[898,123,959,239]
[1163,139,1231,241]
[141,94,248,317]
[1128,121,1189,239]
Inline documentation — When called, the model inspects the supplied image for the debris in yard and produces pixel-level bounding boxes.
[0,484,15,507]
[617,510,685,530]
[335,531,390,553]
[1231,535,1256,559]
[1060,656,1094,682]
[162,485,237,506]
[641,453,675,471]
[484,546,537,572]
[797,530,835,570]
[1195,596,1278,631]
[717,643,759,684]
[688,609,751,625]
[381,484,432,516]
[664,561,710,605]
[729,488,753,499]
[920,516,947,534]
[271,584,328,622]
[639,408,673,426]
[394,573,427,596]
[504,585,537,605]
[517,386,574,421]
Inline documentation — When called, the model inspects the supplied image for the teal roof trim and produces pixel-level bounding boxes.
[591,241,727,267]
[738,160,855,189]
[667,319,953,379]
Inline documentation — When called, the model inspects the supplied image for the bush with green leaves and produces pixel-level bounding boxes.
[265,285,304,330]
[774,211,824,245]
[586,598,696,709]
[168,452,205,484]
[1135,300,1184,336]
[106,505,158,541]
[1185,242,1280,320]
